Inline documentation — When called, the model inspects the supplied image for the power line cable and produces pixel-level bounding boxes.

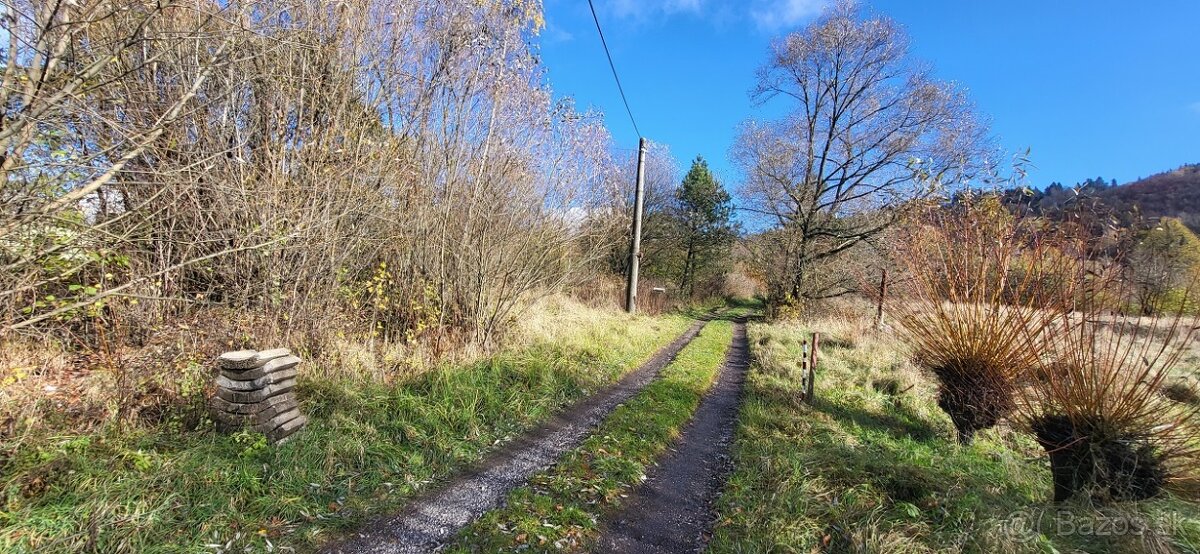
[586,0,642,138]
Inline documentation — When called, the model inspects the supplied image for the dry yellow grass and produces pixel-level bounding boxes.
[712,305,1200,554]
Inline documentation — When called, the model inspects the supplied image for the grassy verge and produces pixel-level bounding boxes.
[0,308,690,553]
[447,320,735,553]
[710,317,1200,553]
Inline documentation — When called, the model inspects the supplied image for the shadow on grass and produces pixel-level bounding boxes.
[801,401,1024,514]
[814,395,943,443]
[726,296,766,311]
[678,296,767,322]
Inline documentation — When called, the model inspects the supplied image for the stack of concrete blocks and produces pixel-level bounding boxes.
[210,348,308,444]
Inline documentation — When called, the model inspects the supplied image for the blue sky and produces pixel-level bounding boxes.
[540,0,1200,188]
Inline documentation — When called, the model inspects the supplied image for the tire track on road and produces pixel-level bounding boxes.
[594,319,750,554]
[324,320,708,554]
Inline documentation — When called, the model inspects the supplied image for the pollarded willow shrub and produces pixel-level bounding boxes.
[884,197,1084,443]
[1017,310,1200,503]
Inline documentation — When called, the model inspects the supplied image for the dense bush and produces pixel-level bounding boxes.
[0,0,619,353]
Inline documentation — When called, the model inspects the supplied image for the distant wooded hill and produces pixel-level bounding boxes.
[1001,164,1200,230]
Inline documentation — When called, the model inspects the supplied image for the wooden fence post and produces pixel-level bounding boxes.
[875,269,888,331]
[806,332,820,403]
[801,340,810,403]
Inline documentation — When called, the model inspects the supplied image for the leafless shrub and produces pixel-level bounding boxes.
[0,0,636,428]
[1,1,620,363]
[1016,300,1200,502]
[882,195,1086,443]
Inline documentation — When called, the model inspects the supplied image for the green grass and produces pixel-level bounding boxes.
[710,318,1200,554]
[446,320,735,553]
[678,295,763,321]
[0,314,690,553]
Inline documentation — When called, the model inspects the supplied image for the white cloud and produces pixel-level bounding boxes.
[750,0,831,30]
[544,20,574,44]
[1190,101,1200,116]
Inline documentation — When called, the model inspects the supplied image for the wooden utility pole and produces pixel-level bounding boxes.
[626,137,647,313]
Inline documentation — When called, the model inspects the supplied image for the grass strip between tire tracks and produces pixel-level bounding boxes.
[447,320,735,553]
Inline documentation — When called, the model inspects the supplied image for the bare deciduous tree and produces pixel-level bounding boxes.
[734,1,990,309]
